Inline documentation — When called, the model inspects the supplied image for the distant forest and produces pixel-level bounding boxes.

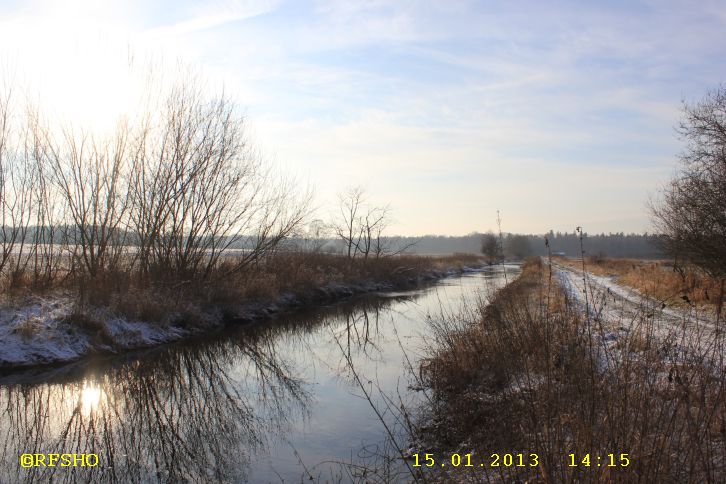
[376,231,664,259]
[3,227,664,260]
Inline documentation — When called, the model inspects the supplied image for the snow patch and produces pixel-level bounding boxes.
[0,295,88,367]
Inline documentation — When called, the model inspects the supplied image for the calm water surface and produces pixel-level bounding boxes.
[0,266,517,483]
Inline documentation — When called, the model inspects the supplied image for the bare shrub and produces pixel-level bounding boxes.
[0,84,41,289]
[128,73,308,284]
[330,186,406,259]
[0,66,310,310]
[651,85,726,317]
[37,121,131,279]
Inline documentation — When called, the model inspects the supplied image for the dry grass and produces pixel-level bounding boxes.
[556,256,723,310]
[3,252,486,331]
[202,252,487,306]
[0,251,485,365]
[419,257,726,483]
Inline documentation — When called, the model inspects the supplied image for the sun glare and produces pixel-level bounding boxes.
[80,382,104,415]
[0,2,143,134]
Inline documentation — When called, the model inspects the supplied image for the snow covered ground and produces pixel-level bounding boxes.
[551,259,723,369]
[0,294,194,368]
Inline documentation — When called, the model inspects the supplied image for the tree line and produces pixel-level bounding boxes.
[370,232,660,259]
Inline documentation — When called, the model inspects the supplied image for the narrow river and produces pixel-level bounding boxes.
[0,265,517,483]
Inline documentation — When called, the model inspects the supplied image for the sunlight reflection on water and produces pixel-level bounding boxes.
[80,382,103,415]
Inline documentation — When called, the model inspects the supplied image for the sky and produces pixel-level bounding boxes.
[0,0,724,236]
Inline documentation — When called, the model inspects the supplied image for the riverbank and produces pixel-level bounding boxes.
[416,257,726,482]
[0,253,487,369]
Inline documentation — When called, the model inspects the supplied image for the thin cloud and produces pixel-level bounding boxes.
[145,0,280,38]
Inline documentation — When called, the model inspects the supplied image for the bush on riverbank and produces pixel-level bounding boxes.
[418,257,726,482]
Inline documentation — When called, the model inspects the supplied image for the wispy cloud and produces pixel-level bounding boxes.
[144,0,280,38]
[0,0,723,234]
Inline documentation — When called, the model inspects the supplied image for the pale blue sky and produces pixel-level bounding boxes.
[1,0,724,235]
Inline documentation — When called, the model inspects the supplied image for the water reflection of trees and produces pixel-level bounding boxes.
[0,293,420,483]
[0,331,309,483]
[332,295,420,363]
[324,296,425,484]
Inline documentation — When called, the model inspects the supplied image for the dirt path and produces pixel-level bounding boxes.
[549,259,723,363]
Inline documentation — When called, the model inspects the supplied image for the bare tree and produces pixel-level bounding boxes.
[359,204,390,259]
[0,85,23,279]
[143,80,253,279]
[332,186,365,259]
[295,218,329,253]
[331,187,399,259]
[37,120,131,279]
[0,65,310,295]
[128,74,309,283]
[0,84,47,288]
[650,85,726,318]
[27,118,66,288]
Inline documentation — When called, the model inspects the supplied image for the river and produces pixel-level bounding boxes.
[0,265,517,483]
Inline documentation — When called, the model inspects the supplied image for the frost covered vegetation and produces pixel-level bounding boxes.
[417,257,726,482]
